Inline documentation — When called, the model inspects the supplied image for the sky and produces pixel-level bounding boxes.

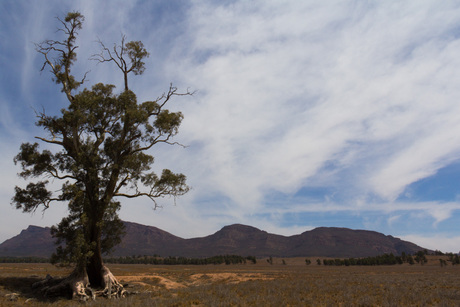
[1,0,460,253]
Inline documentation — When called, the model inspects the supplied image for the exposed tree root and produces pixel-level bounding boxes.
[31,266,125,301]
[95,265,126,298]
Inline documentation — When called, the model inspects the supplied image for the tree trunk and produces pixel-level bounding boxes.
[31,216,126,300]
[32,247,125,300]
[87,245,104,288]
[124,72,129,91]
[84,216,125,298]
[86,217,104,288]
[32,264,94,300]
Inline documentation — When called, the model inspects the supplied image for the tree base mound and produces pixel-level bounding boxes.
[32,265,125,301]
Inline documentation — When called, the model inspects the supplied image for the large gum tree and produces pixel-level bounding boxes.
[12,12,190,299]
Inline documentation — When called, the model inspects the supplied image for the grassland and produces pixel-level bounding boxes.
[1,256,460,306]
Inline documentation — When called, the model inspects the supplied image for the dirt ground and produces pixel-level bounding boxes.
[1,256,460,306]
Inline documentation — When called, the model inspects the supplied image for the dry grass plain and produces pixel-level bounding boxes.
[1,256,460,306]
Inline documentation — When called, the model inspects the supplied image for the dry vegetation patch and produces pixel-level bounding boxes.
[119,274,184,290]
[2,259,460,306]
[189,272,275,285]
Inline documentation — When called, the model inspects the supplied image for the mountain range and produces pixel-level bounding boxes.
[0,221,427,258]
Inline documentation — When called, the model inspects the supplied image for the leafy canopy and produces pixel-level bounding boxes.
[12,11,190,265]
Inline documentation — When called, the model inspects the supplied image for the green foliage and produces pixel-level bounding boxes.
[407,255,415,265]
[0,257,49,263]
[125,41,149,75]
[319,252,452,267]
[92,35,151,91]
[35,12,85,99]
[414,251,428,265]
[267,256,273,265]
[12,181,52,212]
[12,11,190,277]
[321,253,409,266]
[447,253,460,265]
[103,255,256,265]
[246,255,257,264]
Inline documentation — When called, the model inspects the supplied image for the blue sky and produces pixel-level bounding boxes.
[1,0,460,253]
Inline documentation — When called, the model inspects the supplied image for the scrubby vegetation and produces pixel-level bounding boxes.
[104,255,257,265]
[2,259,460,306]
[0,257,49,264]
[447,252,460,264]
[321,252,416,266]
[318,251,440,266]
[0,255,257,265]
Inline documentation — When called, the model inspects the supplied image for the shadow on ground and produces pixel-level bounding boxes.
[0,276,67,302]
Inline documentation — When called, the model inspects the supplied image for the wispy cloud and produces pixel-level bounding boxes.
[166,1,460,210]
[2,0,460,251]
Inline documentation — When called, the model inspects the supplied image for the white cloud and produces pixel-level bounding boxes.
[401,234,460,254]
[165,0,460,213]
[3,0,460,245]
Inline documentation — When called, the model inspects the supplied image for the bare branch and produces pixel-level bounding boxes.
[113,192,163,209]
[35,136,63,146]
[114,174,130,195]
[92,35,149,91]
[35,12,85,102]
[150,84,194,116]
[46,165,78,181]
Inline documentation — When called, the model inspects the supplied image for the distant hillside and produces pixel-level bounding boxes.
[0,225,54,258]
[0,222,427,258]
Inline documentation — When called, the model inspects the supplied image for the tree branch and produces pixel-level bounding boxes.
[35,136,63,146]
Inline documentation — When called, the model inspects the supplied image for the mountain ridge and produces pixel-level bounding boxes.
[0,221,427,258]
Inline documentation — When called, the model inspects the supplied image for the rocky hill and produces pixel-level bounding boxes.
[0,225,54,258]
[0,222,427,258]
